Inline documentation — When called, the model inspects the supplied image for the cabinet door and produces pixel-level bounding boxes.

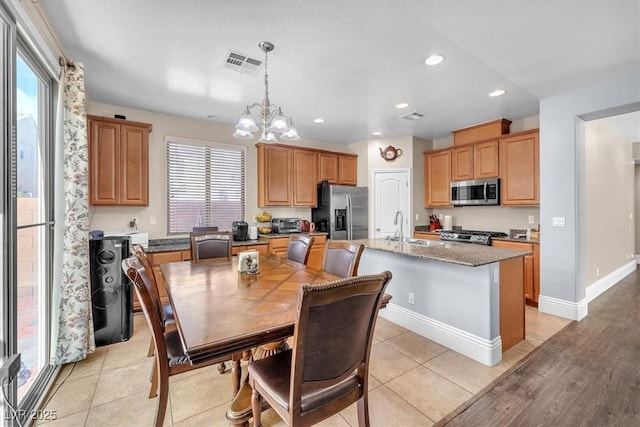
[474,140,499,178]
[500,131,539,205]
[258,145,292,206]
[424,150,451,207]
[89,119,120,205]
[532,244,540,304]
[413,232,440,241]
[307,234,327,270]
[338,155,357,185]
[120,124,149,205]
[317,153,338,184]
[293,149,318,206]
[451,145,474,181]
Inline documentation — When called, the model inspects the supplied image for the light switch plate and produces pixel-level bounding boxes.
[552,217,566,227]
[528,215,535,224]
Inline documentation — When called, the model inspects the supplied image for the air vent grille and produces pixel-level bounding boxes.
[222,50,263,75]
[399,111,424,120]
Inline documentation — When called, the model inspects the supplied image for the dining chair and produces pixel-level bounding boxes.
[248,271,393,427]
[285,234,315,265]
[122,256,231,427]
[321,240,365,278]
[190,231,232,261]
[192,226,219,232]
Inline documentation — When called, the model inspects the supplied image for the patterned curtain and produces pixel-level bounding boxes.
[52,62,94,364]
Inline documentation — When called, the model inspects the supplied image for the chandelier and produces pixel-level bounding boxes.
[233,41,299,142]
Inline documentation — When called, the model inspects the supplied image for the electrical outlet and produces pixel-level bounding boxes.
[149,216,157,225]
[415,213,419,221]
[552,217,566,227]
[528,215,535,224]
[408,292,415,305]
[596,267,599,277]
[0,353,21,383]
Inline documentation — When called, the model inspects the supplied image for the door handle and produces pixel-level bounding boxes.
[376,227,381,231]
[483,182,488,201]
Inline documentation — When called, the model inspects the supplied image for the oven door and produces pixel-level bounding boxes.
[451,178,500,206]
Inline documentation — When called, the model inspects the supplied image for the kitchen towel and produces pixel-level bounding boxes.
[443,215,452,231]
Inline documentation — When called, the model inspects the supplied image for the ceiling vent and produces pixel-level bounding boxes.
[399,111,424,120]
[222,50,263,75]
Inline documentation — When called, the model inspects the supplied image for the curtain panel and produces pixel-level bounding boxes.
[52,62,94,364]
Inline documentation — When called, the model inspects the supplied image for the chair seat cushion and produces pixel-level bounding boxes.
[249,349,360,413]
[164,329,190,366]
[162,303,175,325]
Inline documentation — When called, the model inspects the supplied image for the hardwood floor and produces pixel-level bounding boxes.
[442,268,640,426]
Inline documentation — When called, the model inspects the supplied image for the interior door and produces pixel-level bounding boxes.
[372,170,409,239]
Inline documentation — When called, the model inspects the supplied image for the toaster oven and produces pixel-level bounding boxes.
[271,218,302,234]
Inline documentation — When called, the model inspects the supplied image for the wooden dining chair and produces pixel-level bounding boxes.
[248,271,392,427]
[322,240,365,278]
[190,231,232,261]
[285,234,315,265]
[122,256,231,427]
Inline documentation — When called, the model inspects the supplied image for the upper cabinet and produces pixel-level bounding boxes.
[424,149,452,207]
[452,118,511,146]
[500,129,539,205]
[317,152,357,185]
[257,143,356,207]
[88,115,152,206]
[474,140,500,179]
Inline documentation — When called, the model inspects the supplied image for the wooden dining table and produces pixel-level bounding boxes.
[160,254,340,394]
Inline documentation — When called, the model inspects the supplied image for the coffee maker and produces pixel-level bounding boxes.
[232,221,249,241]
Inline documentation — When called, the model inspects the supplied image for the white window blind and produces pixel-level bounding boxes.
[166,138,245,234]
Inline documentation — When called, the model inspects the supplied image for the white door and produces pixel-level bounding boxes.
[372,170,410,239]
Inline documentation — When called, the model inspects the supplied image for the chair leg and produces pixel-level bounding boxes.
[149,358,159,399]
[356,395,370,427]
[153,365,169,427]
[251,387,263,427]
[147,337,155,357]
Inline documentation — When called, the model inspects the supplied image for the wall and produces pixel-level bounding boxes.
[584,119,635,284]
[539,73,639,319]
[87,102,355,238]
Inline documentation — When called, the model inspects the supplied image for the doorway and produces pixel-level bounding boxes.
[372,169,410,239]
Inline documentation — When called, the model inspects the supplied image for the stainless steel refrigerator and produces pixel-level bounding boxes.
[312,181,368,240]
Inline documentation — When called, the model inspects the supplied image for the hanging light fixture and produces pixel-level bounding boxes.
[233,41,299,142]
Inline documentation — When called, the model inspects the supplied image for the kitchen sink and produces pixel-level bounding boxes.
[406,238,445,247]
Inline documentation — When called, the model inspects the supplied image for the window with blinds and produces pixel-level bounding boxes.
[166,137,245,234]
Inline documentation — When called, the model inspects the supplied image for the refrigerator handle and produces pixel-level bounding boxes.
[346,194,352,240]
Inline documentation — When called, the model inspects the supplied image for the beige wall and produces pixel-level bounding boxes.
[584,119,635,285]
[87,102,355,238]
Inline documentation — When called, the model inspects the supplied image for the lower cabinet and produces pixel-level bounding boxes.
[260,234,327,270]
[137,250,191,312]
[413,232,441,241]
[491,240,539,306]
[232,244,268,256]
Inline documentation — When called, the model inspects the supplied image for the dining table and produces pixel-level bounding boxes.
[160,253,341,424]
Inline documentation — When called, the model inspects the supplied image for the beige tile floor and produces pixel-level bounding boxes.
[37,307,570,426]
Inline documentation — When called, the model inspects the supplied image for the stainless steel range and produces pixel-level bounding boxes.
[439,229,508,246]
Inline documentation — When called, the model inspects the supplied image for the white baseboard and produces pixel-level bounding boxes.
[539,260,637,321]
[379,303,502,367]
[585,260,636,303]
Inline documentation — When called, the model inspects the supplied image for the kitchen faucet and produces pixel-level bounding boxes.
[393,210,404,242]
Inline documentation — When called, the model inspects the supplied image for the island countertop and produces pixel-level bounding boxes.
[353,238,530,267]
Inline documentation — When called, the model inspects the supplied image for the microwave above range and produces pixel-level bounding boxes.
[451,178,500,206]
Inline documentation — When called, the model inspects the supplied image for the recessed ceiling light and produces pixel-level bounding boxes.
[372,131,382,136]
[425,55,444,66]
[313,118,325,124]
[489,89,506,97]
[395,103,409,109]
[207,114,219,119]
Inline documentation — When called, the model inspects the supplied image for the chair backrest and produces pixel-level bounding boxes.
[190,231,232,261]
[130,244,164,321]
[122,256,168,366]
[289,271,392,416]
[286,234,315,265]
[321,240,365,278]
[192,226,219,232]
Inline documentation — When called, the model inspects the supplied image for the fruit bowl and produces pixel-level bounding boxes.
[258,227,272,234]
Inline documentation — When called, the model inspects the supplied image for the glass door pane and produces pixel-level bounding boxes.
[16,52,49,402]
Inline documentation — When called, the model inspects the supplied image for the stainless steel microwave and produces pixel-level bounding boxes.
[451,178,500,206]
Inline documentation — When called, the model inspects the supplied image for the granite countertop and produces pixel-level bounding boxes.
[353,238,531,267]
[146,237,268,253]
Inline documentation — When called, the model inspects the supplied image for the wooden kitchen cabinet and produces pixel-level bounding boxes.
[492,239,539,306]
[293,149,318,206]
[317,152,357,185]
[88,115,151,206]
[413,232,441,241]
[257,144,293,206]
[500,129,539,205]
[133,250,191,312]
[261,236,290,258]
[424,149,452,207]
[451,140,499,181]
[306,234,327,270]
[232,244,268,256]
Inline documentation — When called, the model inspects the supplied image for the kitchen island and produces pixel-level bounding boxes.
[354,238,530,366]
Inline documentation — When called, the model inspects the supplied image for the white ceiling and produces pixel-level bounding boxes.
[39,1,640,145]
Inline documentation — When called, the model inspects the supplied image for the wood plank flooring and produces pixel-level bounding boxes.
[441,268,640,426]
